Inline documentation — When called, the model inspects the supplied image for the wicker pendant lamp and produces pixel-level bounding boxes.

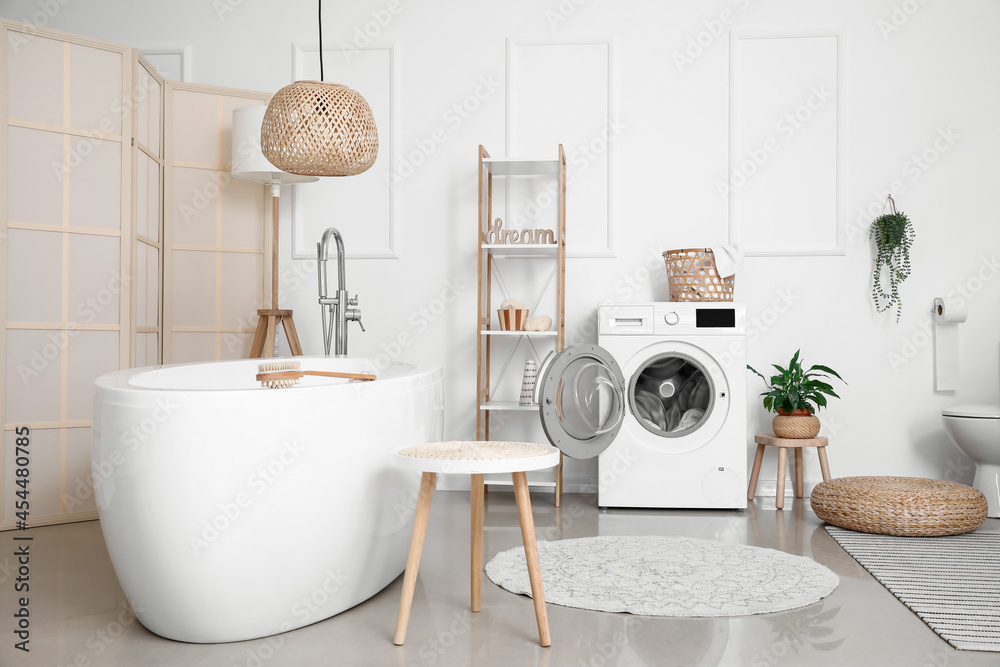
[260,0,378,177]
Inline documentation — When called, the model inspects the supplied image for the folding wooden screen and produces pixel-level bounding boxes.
[162,82,271,363]
[0,20,271,529]
[132,55,164,367]
[1,22,132,528]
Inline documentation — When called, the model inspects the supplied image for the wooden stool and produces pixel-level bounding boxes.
[747,433,831,509]
[249,309,303,358]
[248,193,303,359]
[390,441,560,647]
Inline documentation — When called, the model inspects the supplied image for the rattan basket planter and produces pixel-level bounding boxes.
[662,248,735,302]
[772,414,821,439]
[811,476,988,537]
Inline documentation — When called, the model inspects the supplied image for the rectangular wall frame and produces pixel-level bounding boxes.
[506,39,616,258]
[288,44,398,260]
[728,31,845,256]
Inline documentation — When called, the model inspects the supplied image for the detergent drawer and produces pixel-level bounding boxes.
[599,304,655,335]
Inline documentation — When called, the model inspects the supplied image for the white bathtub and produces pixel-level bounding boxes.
[92,356,442,643]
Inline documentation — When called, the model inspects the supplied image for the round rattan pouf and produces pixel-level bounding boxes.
[811,476,988,537]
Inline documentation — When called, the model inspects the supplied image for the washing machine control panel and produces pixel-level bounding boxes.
[652,303,745,334]
[599,303,745,335]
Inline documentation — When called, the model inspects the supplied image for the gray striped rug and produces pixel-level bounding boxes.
[826,526,1000,651]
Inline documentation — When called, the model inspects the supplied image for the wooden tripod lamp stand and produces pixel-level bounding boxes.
[231,106,318,358]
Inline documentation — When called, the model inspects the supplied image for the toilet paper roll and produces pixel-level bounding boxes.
[933,297,968,391]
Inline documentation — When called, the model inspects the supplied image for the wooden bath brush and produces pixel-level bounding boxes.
[256,361,376,388]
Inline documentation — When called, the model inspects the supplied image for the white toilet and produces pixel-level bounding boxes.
[942,405,1000,518]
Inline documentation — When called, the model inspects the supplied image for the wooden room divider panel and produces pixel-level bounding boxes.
[162,82,271,364]
[0,20,274,530]
[132,54,164,367]
[0,21,132,529]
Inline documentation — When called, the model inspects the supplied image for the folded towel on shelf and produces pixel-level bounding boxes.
[708,245,744,278]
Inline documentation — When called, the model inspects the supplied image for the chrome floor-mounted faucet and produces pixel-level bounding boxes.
[318,228,363,357]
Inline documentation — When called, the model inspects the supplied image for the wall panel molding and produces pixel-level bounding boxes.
[728,30,845,256]
[289,44,399,260]
[506,38,617,258]
[140,47,191,82]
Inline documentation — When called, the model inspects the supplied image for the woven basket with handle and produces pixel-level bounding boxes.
[811,476,988,537]
[662,248,734,302]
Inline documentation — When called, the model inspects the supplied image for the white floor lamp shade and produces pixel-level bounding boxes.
[232,105,319,193]
[231,105,318,358]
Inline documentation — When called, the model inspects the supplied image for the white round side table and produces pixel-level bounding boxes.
[391,441,561,647]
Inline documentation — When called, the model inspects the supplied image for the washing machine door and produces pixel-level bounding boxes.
[536,344,626,459]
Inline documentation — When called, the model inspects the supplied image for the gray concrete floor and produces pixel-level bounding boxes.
[2,491,998,666]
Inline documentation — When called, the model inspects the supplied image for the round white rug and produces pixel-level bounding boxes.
[485,535,838,616]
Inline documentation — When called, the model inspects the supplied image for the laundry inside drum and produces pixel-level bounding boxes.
[631,355,713,437]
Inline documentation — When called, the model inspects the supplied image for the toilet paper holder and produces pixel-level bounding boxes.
[932,297,968,392]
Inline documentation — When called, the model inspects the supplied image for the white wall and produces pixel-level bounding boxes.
[6,0,998,493]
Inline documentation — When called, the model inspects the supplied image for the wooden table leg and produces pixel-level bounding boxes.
[775,447,787,510]
[512,471,551,647]
[747,443,766,500]
[817,446,831,482]
[794,448,804,498]
[471,473,484,612]
[393,472,436,646]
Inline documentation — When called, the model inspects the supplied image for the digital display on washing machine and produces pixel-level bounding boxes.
[696,308,735,328]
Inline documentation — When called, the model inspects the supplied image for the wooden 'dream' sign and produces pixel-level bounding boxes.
[486,218,555,245]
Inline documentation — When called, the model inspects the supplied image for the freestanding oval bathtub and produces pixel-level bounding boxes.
[92,356,442,643]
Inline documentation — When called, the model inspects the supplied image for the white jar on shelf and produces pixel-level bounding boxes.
[519,359,538,406]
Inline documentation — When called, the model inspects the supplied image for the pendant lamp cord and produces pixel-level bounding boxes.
[318,0,324,81]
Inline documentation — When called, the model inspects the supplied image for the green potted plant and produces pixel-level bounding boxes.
[747,350,845,439]
[870,195,914,322]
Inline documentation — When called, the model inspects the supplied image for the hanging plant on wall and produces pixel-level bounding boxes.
[870,194,915,322]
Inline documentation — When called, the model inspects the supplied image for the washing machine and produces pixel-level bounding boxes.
[535,302,747,509]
